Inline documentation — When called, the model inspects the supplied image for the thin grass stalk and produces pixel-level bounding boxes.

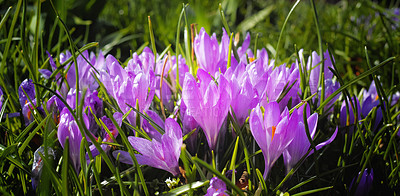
[310,0,325,108]
[274,0,300,62]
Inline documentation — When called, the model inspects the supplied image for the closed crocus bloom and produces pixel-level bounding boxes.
[237,32,253,63]
[362,81,383,130]
[180,100,199,152]
[350,168,373,196]
[130,47,155,74]
[194,28,222,76]
[246,58,271,99]
[323,79,340,112]
[58,107,89,173]
[225,63,259,126]
[340,96,362,134]
[308,50,335,95]
[113,118,183,176]
[249,102,296,178]
[100,54,155,126]
[263,64,300,111]
[182,69,232,150]
[283,104,338,173]
[84,90,103,132]
[300,49,340,112]
[155,55,189,112]
[19,79,44,125]
[18,79,36,108]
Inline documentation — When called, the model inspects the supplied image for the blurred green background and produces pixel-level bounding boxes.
[1,0,399,91]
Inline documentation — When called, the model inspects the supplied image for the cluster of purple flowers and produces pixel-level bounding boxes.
[3,26,398,194]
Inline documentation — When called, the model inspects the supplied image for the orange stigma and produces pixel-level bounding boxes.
[374,95,379,101]
[271,126,276,141]
[249,57,255,62]
[27,110,32,121]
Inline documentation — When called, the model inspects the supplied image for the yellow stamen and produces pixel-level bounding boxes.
[249,57,255,62]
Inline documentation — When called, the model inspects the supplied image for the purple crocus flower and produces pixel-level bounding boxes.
[194,28,221,76]
[130,47,155,74]
[249,102,296,178]
[205,177,228,196]
[180,100,199,135]
[180,99,199,153]
[18,79,45,125]
[22,99,45,125]
[87,112,122,159]
[224,63,259,126]
[18,79,36,108]
[113,118,183,176]
[31,146,55,190]
[142,110,165,142]
[323,79,341,112]
[283,104,338,173]
[84,90,103,132]
[182,69,232,150]
[308,50,335,95]
[39,51,59,80]
[155,54,189,112]
[302,49,340,111]
[237,32,254,63]
[350,168,373,196]
[100,54,156,126]
[340,96,362,134]
[194,28,237,76]
[58,107,89,173]
[362,81,383,130]
[245,55,272,100]
[265,64,301,111]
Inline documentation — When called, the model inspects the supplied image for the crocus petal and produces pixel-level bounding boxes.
[112,150,133,165]
[264,102,281,128]
[128,136,154,156]
[314,126,338,151]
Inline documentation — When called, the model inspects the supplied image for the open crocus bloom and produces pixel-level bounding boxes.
[205,177,228,196]
[113,118,182,176]
[249,102,296,178]
[283,104,338,173]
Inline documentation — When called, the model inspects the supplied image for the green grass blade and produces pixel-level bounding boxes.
[61,137,69,196]
[148,16,157,65]
[163,181,209,196]
[274,0,300,62]
[256,168,267,195]
[0,6,13,30]
[291,186,333,196]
